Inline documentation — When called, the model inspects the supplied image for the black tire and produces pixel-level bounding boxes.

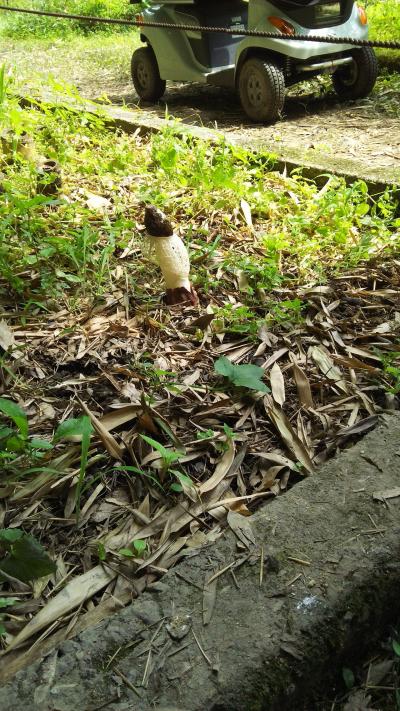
[131,46,166,102]
[332,47,378,100]
[238,57,285,123]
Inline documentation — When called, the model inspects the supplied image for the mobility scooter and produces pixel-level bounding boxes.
[131,0,377,122]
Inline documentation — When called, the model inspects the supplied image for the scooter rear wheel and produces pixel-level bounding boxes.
[238,57,285,123]
[332,47,378,100]
[131,46,166,102]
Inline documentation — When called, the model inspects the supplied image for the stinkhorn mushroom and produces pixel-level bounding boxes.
[144,205,198,306]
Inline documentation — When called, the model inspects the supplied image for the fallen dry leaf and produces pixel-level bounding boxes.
[270,361,286,407]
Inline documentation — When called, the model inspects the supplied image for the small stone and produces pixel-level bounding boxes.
[166,614,192,641]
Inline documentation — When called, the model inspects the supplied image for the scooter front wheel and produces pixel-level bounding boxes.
[238,58,285,123]
[332,47,378,100]
[131,46,166,102]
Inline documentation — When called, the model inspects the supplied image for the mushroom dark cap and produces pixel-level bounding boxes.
[144,205,174,237]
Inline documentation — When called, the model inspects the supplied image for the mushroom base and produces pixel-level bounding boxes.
[165,286,199,306]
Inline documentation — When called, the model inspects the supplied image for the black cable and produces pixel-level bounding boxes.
[0,4,400,49]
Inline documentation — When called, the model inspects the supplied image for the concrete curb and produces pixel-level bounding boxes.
[2,414,400,711]
[21,93,400,192]
[104,103,400,191]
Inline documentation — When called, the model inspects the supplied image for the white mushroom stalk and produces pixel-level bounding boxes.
[144,205,198,306]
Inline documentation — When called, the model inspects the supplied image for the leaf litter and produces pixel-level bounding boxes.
[2,260,400,672]
[0,86,400,675]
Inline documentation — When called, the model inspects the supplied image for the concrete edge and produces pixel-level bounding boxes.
[1,414,400,710]
[21,92,400,193]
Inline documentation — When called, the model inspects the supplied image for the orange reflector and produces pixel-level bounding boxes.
[357,4,368,25]
[268,16,295,35]
[135,13,144,23]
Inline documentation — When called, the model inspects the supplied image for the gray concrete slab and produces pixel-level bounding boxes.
[1,414,400,711]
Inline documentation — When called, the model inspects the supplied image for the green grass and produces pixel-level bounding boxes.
[0,69,399,326]
[0,0,139,38]
[366,0,400,66]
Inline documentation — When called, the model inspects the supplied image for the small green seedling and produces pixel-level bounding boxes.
[214,356,270,393]
[140,434,193,493]
[119,539,147,558]
[0,397,53,461]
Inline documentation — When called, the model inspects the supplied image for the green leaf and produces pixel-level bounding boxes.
[392,639,400,657]
[196,429,214,440]
[214,355,235,379]
[118,548,134,557]
[214,356,269,392]
[0,623,6,637]
[0,426,13,440]
[0,529,23,543]
[170,483,183,493]
[97,543,106,561]
[356,203,369,216]
[29,438,53,450]
[5,434,26,452]
[223,423,235,439]
[0,597,18,608]
[54,417,92,441]
[342,667,355,690]
[171,470,193,488]
[0,398,28,439]
[140,434,183,467]
[132,539,146,556]
[114,465,164,491]
[0,533,56,582]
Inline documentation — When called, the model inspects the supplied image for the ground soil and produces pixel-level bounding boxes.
[1,34,400,184]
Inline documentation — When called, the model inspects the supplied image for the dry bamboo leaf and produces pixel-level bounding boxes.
[292,362,314,409]
[345,346,382,362]
[0,320,16,354]
[136,477,234,542]
[252,451,297,470]
[2,565,116,654]
[310,345,348,393]
[270,362,286,407]
[198,439,235,495]
[227,510,256,548]
[336,415,378,440]
[240,198,253,230]
[265,396,314,474]
[100,406,140,431]
[10,448,80,502]
[372,487,400,502]
[331,355,379,373]
[206,491,273,511]
[203,575,217,625]
[158,536,188,569]
[183,314,215,332]
[79,483,104,520]
[262,348,288,370]
[258,465,287,491]
[77,397,124,461]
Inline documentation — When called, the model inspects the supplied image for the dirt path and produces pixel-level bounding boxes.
[2,34,400,181]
